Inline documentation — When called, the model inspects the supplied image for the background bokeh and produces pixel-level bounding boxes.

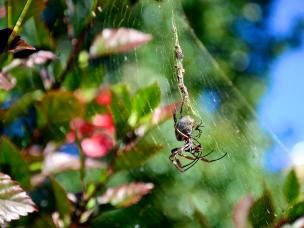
[1,0,304,227]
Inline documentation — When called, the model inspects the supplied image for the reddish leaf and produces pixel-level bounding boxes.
[152,103,177,125]
[92,114,115,133]
[67,115,115,158]
[21,50,56,67]
[0,72,16,91]
[0,28,36,58]
[81,134,114,158]
[90,28,152,57]
[0,7,5,18]
[98,182,154,208]
[0,172,37,225]
[95,87,112,105]
[233,195,254,228]
[42,147,102,175]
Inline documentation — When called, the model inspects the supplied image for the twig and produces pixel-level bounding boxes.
[75,129,86,192]
[54,1,99,88]
[172,17,196,116]
[8,0,33,44]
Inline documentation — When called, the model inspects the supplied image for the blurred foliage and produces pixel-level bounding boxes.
[0,0,303,227]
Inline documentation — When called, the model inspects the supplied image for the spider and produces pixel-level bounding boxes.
[170,109,227,172]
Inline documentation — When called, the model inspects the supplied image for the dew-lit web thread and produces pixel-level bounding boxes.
[172,16,198,118]
[186,25,290,154]
[169,3,289,156]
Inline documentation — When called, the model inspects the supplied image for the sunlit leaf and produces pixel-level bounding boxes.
[0,71,16,91]
[90,28,152,57]
[248,190,275,228]
[283,169,300,204]
[98,182,154,208]
[115,138,162,171]
[0,137,30,188]
[287,202,304,223]
[233,195,254,228]
[50,177,72,226]
[128,82,161,127]
[0,172,37,225]
[110,84,132,138]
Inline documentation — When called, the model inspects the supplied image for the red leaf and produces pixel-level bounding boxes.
[98,182,154,208]
[0,172,37,225]
[95,87,112,105]
[233,195,254,228]
[0,72,16,91]
[81,134,114,158]
[90,28,152,57]
[0,28,36,58]
[152,103,177,125]
[92,114,115,133]
[22,50,56,67]
[0,7,5,18]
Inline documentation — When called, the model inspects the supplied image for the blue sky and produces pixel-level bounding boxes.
[259,0,304,172]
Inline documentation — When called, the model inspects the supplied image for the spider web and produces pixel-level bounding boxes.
[95,1,289,227]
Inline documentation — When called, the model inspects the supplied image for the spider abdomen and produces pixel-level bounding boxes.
[175,115,194,141]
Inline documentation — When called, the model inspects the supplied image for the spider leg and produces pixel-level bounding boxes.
[175,127,191,141]
[172,156,184,172]
[170,147,186,172]
[192,137,201,147]
[196,149,215,159]
[199,152,228,163]
[170,146,200,172]
[181,149,203,171]
[193,120,203,138]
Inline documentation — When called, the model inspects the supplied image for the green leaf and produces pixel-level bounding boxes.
[3,90,43,124]
[248,190,275,228]
[10,0,45,26]
[23,17,55,49]
[110,84,132,138]
[115,137,162,171]
[0,172,37,225]
[55,169,108,193]
[50,177,72,226]
[128,82,161,127]
[283,169,300,204]
[37,91,84,126]
[0,137,30,188]
[287,201,304,223]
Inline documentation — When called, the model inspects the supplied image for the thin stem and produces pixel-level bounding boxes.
[8,0,33,44]
[7,0,12,28]
[75,129,86,192]
[54,1,99,88]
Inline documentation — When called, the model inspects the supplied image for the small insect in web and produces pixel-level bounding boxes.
[169,105,227,172]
